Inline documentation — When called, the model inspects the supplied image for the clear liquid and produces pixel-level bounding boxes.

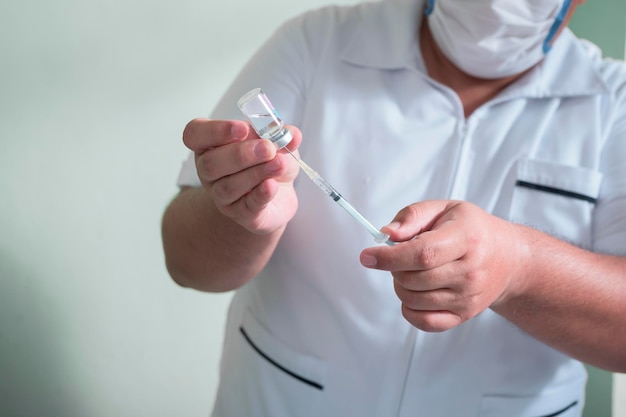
[248,114,282,139]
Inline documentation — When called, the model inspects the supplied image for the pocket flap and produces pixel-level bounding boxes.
[241,309,327,388]
[479,376,585,417]
[517,159,602,203]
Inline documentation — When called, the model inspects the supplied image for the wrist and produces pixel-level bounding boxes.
[491,222,536,309]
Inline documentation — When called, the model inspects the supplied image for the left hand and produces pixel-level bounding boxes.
[360,200,525,332]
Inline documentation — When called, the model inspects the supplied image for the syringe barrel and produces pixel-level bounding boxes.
[238,88,293,149]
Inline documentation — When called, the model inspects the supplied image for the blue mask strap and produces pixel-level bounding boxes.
[543,0,572,54]
[425,0,435,16]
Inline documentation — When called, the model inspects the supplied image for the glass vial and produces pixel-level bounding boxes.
[238,88,293,149]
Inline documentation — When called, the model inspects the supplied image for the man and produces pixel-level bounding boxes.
[162,0,626,415]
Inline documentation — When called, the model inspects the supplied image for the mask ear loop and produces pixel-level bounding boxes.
[424,0,435,16]
[543,0,572,53]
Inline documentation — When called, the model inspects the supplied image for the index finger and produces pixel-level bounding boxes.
[182,119,251,153]
[382,200,462,242]
[361,224,467,272]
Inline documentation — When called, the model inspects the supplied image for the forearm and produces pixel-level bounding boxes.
[492,224,626,372]
[161,187,283,292]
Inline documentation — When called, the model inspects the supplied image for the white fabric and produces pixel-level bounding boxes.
[427,0,565,78]
[176,0,626,415]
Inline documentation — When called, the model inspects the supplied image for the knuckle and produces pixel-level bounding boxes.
[229,140,265,170]
[211,178,235,201]
[414,243,438,268]
[398,203,424,224]
[393,271,414,288]
[249,181,274,207]
[406,203,425,219]
[233,142,254,166]
[464,267,486,288]
[466,228,482,246]
[198,155,220,181]
[457,289,478,309]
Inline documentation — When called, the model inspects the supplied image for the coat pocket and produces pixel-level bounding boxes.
[508,158,602,248]
[239,310,326,391]
[479,377,585,417]
[212,309,327,417]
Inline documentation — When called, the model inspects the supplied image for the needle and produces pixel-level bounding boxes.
[285,149,394,246]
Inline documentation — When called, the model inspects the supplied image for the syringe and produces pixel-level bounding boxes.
[285,149,394,245]
[238,88,394,246]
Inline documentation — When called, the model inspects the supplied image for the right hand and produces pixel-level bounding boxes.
[182,118,302,234]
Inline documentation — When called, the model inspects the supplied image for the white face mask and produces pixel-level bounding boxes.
[426,0,569,79]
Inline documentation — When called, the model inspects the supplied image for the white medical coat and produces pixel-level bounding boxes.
[177,0,626,415]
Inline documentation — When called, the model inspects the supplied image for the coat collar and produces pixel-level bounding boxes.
[499,29,610,99]
[339,0,425,71]
[339,0,608,98]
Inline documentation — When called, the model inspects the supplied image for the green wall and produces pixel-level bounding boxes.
[585,366,613,417]
[568,2,625,416]
[569,0,626,59]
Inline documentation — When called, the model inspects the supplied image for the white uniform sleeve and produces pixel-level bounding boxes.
[593,78,626,255]
[176,152,201,188]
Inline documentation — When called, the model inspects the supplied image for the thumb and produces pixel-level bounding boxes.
[382,200,459,242]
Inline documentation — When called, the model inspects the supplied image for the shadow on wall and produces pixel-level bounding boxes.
[0,251,84,417]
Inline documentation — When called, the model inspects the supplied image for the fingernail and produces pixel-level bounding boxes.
[254,141,273,159]
[360,253,377,267]
[385,222,400,230]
